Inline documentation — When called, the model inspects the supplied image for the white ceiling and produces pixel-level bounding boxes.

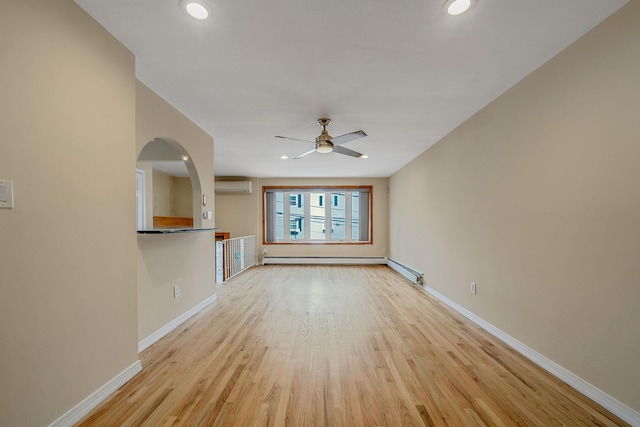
[75,0,627,178]
[152,161,190,178]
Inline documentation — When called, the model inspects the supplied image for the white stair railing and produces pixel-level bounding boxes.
[215,235,256,283]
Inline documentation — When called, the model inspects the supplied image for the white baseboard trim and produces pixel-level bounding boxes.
[263,256,387,265]
[49,360,142,427]
[138,293,218,353]
[420,284,640,426]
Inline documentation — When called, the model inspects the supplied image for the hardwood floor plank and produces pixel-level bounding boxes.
[76,265,629,426]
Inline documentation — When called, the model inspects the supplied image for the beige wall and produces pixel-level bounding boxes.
[389,2,640,412]
[215,177,261,238]
[0,1,138,425]
[215,177,389,260]
[136,81,216,341]
[153,170,172,217]
[151,171,192,218]
[171,176,194,218]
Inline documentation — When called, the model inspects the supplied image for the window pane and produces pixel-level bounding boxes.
[357,191,370,241]
[310,192,325,240]
[331,192,346,240]
[351,192,359,240]
[275,192,284,241]
[289,192,304,240]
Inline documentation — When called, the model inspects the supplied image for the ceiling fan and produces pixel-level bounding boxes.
[276,118,367,159]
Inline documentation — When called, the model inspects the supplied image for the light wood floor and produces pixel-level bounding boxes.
[78,265,627,426]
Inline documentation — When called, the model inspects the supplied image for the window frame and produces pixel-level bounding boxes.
[262,185,373,245]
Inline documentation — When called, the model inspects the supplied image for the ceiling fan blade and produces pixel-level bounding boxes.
[293,148,317,160]
[329,130,367,146]
[275,135,314,144]
[332,145,363,158]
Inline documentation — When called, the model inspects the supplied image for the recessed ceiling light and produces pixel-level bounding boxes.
[442,0,477,16]
[280,155,288,160]
[179,0,210,20]
[361,155,369,159]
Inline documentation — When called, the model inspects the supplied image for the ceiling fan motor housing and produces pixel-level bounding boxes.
[316,118,334,153]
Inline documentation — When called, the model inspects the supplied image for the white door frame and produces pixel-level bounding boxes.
[136,169,146,230]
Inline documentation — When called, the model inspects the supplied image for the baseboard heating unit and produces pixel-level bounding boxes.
[263,256,387,265]
[386,258,424,286]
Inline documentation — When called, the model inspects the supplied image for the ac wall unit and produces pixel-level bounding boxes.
[215,180,252,194]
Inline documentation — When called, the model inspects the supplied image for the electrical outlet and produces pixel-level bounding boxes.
[470,282,476,294]
[174,285,180,298]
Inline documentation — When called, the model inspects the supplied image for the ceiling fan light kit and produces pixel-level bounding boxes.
[276,118,367,160]
[316,144,334,154]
